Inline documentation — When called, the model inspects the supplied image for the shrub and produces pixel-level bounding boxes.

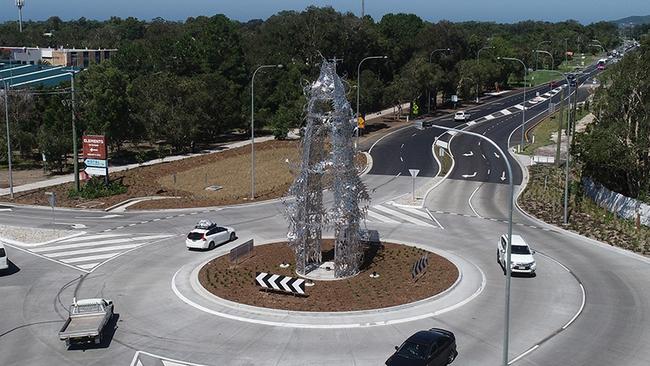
[68,176,127,199]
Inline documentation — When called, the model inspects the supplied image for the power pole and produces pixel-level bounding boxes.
[70,74,79,192]
[361,0,365,18]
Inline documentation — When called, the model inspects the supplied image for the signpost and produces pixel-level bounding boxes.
[409,169,420,201]
[229,239,254,264]
[45,192,56,224]
[82,135,108,185]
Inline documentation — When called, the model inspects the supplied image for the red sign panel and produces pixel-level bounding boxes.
[82,135,107,160]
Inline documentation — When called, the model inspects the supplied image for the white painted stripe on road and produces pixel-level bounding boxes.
[77,263,101,270]
[367,210,401,224]
[562,284,586,329]
[163,360,190,366]
[435,139,448,149]
[32,234,173,252]
[425,208,445,230]
[500,109,512,115]
[508,345,539,365]
[399,206,434,221]
[60,252,120,264]
[44,243,143,258]
[374,205,432,226]
[484,114,495,120]
[468,185,483,219]
[514,104,524,110]
[58,233,129,243]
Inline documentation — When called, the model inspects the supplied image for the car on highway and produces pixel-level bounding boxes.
[567,73,577,87]
[453,111,470,122]
[186,220,236,250]
[385,328,458,366]
[549,80,560,88]
[0,242,7,270]
[497,234,536,275]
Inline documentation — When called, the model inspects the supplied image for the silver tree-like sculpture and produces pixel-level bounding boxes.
[286,60,370,278]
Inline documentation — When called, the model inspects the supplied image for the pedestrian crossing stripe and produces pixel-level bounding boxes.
[366,204,437,227]
[17,233,174,272]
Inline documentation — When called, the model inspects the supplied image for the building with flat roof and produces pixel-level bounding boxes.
[0,46,117,68]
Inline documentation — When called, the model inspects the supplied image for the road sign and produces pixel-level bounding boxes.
[229,239,254,263]
[82,135,107,160]
[85,166,107,176]
[45,192,56,208]
[409,169,420,177]
[255,272,306,296]
[84,158,107,168]
[451,95,458,103]
[357,116,365,129]
[411,254,429,281]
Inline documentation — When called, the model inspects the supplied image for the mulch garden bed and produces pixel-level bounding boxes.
[198,240,458,312]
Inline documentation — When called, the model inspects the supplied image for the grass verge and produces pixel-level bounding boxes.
[520,164,650,254]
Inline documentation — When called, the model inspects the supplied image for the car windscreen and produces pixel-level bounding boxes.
[512,245,531,255]
[187,232,204,240]
[0,248,5,257]
[396,341,428,360]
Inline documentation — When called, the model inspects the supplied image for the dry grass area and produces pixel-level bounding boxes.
[199,240,458,312]
[7,140,367,210]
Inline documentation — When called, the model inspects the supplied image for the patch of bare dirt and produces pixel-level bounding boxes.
[198,240,458,312]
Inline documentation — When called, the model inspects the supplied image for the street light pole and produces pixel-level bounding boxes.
[70,73,79,192]
[534,49,555,70]
[2,79,13,198]
[428,48,451,114]
[250,64,282,200]
[476,46,494,103]
[535,40,551,70]
[356,55,388,149]
[498,57,527,152]
[427,123,514,366]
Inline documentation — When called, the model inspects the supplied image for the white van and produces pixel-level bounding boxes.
[0,242,8,270]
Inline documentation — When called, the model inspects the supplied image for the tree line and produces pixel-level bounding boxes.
[576,34,650,201]
[0,7,621,170]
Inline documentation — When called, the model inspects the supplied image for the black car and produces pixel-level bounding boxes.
[386,328,458,366]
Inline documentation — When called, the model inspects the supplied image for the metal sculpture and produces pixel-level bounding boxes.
[286,60,370,278]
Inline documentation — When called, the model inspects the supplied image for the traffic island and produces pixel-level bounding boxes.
[197,240,458,312]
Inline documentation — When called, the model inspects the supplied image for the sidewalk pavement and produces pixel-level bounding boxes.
[0,136,275,197]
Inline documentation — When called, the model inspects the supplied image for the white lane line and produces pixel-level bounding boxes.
[411,133,417,137]
[400,143,405,149]
[153,218,161,221]
[481,154,486,160]
[374,205,433,226]
[58,233,129,243]
[487,169,491,175]
[462,172,477,178]
[468,185,483,219]
[129,223,137,227]
[44,243,143,258]
[367,210,401,224]
[494,152,500,158]
[77,263,101,270]
[60,252,120,264]
[425,208,445,229]
[485,114,495,120]
[562,284,586,329]
[500,109,512,115]
[514,104,524,110]
[508,345,539,365]
[400,156,403,162]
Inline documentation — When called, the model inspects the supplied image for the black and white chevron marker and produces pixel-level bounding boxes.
[255,272,306,295]
[411,254,429,279]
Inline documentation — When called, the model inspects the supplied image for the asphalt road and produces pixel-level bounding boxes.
[1,61,649,366]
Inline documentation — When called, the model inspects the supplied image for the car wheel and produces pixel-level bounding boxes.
[208,241,215,250]
[230,232,236,242]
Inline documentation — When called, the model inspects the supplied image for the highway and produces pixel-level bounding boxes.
[1,62,650,366]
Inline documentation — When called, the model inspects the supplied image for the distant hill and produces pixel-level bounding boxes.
[612,15,650,26]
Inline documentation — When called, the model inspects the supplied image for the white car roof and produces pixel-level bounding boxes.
[510,234,528,246]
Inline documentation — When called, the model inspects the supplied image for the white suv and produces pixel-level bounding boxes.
[186,220,236,250]
[497,234,536,275]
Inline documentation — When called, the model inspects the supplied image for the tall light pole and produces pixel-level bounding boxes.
[361,0,365,17]
[535,40,551,70]
[356,55,388,148]
[2,79,13,199]
[15,0,25,33]
[428,48,451,113]
[476,46,494,103]
[534,49,555,70]
[589,44,606,55]
[70,73,79,192]
[564,38,569,68]
[535,66,572,225]
[498,57,527,152]
[250,64,283,200]
[427,124,514,366]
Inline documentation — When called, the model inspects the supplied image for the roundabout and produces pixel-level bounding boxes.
[170,238,486,328]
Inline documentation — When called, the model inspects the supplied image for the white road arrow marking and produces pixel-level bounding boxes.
[463,151,474,157]
[462,172,477,178]
[501,171,507,181]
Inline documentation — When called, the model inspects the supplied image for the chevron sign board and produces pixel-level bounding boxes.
[255,272,306,295]
[411,254,429,280]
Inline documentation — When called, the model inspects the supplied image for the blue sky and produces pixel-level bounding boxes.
[0,0,648,24]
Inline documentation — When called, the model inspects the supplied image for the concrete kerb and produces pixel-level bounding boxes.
[171,237,485,328]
